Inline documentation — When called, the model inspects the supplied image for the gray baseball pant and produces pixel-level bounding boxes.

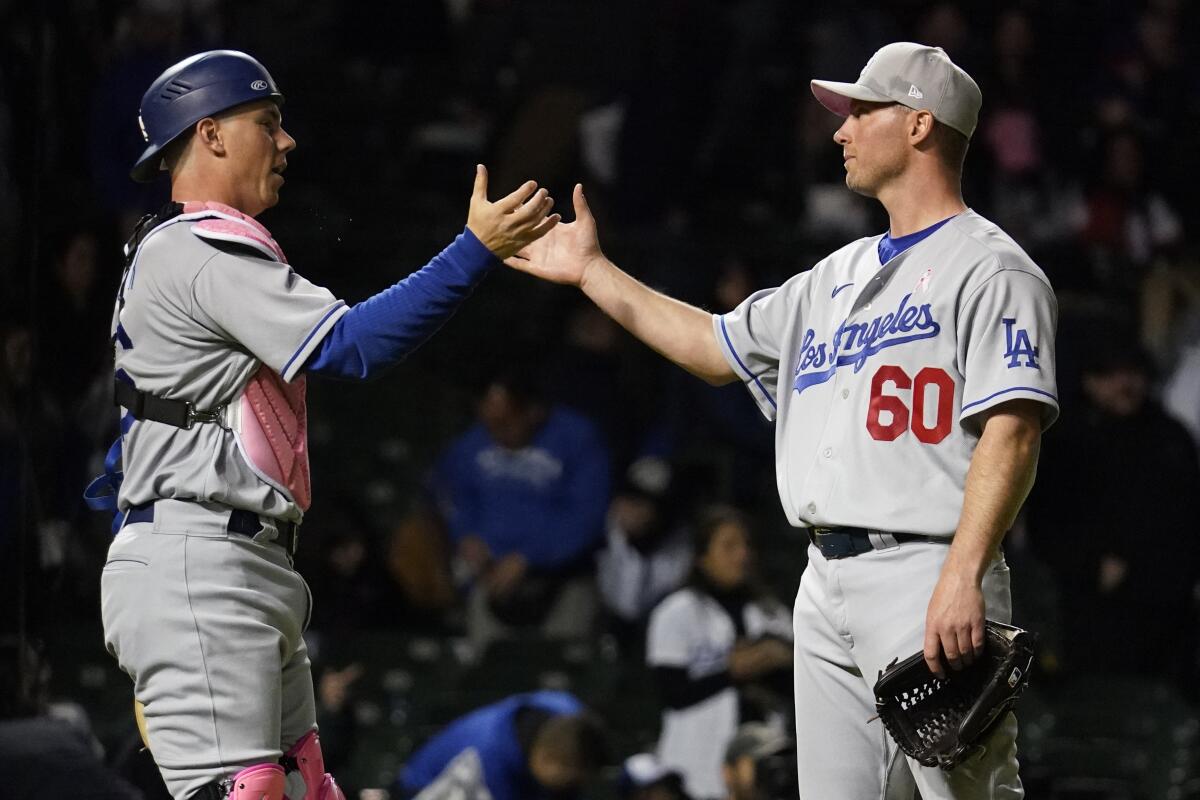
[793,540,1022,800]
[101,499,316,800]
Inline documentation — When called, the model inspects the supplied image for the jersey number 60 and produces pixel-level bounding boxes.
[866,365,954,444]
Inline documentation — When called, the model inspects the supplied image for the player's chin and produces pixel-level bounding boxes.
[261,181,283,209]
[844,174,878,199]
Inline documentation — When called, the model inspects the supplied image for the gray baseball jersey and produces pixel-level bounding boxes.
[112,214,347,521]
[714,210,1058,535]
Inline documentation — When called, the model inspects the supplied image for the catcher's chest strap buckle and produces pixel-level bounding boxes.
[114,377,229,430]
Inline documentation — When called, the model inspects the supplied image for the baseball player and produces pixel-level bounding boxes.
[86,50,558,800]
[506,42,1057,799]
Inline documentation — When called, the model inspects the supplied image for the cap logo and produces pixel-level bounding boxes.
[907,84,924,99]
[250,79,268,91]
[137,114,149,142]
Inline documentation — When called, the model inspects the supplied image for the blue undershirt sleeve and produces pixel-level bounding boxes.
[304,227,498,380]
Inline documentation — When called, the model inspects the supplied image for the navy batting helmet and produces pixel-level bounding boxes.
[131,50,284,183]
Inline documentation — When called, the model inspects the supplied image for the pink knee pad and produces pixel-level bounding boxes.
[283,730,345,800]
[227,763,285,800]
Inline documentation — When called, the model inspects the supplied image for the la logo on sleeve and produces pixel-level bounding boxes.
[1002,318,1039,369]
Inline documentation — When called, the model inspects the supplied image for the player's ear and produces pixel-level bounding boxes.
[909,110,935,147]
[194,117,225,156]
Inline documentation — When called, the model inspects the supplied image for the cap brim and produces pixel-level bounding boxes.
[810,79,893,117]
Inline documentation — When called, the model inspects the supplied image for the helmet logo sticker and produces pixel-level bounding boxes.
[138,115,150,142]
[251,80,268,91]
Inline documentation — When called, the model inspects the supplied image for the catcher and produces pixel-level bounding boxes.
[90,50,558,800]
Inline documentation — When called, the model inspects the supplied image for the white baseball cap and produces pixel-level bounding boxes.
[811,42,982,139]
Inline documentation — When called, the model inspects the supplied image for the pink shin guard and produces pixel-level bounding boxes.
[284,730,345,800]
[227,763,286,800]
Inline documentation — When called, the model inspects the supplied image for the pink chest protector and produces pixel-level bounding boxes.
[231,365,312,511]
[183,201,312,511]
[184,200,289,262]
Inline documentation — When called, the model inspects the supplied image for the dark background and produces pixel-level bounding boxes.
[3,1,1200,798]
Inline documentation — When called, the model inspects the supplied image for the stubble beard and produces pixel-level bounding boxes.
[845,156,904,200]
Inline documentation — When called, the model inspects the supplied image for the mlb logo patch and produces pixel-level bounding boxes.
[915,268,934,293]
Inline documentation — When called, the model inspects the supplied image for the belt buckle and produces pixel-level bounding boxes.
[809,527,850,559]
[185,401,227,430]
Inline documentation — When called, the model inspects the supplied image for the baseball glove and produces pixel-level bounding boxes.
[873,620,1036,770]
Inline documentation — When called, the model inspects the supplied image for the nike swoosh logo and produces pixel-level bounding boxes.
[832,282,854,299]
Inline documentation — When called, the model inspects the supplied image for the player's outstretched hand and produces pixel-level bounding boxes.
[467,165,561,260]
[504,183,606,289]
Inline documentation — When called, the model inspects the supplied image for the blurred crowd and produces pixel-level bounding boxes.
[3,0,1200,797]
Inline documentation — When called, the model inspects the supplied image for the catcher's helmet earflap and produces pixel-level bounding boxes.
[131,50,284,183]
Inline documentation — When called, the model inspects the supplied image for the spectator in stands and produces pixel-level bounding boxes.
[304,502,396,633]
[596,456,692,649]
[617,753,692,800]
[36,222,117,405]
[431,369,611,648]
[663,258,774,507]
[1026,340,1200,687]
[384,508,460,633]
[0,636,141,799]
[543,301,652,469]
[87,1,183,229]
[721,722,796,800]
[397,690,607,800]
[646,506,792,800]
[314,662,364,780]
[0,320,85,628]
[1074,128,1183,289]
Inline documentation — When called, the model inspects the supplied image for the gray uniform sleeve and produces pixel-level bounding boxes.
[190,248,349,382]
[958,267,1059,428]
[714,278,808,421]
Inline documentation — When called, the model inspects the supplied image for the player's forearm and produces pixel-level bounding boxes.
[580,258,736,385]
[946,403,1042,582]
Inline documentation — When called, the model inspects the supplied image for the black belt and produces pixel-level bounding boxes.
[125,503,300,556]
[807,526,946,560]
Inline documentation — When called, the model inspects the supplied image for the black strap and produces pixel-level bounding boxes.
[114,379,190,428]
[112,204,228,431]
[125,202,185,264]
[115,202,185,317]
[113,378,227,430]
[190,780,229,800]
